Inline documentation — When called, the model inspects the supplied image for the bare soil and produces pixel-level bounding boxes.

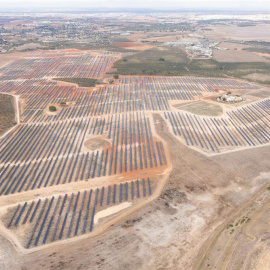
[245,73,270,82]
[1,114,270,269]
[84,136,111,151]
[114,42,154,51]
[213,49,270,63]
[173,100,223,116]
[206,24,270,42]
[0,53,22,68]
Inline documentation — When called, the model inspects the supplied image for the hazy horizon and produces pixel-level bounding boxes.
[0,0,270,12]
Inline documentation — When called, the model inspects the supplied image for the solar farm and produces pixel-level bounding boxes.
[0,48,269,253]
[163,99,270,153]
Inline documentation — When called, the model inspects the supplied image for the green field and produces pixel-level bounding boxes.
[174,101,223,116]
[114,47,227,77]
[113,46,270,85]
[223,62,270,85]
[111,37,131,43]
[113,47,189,76]
[244,47,270,54]
[53,78,102,87]
[0,93,16,135]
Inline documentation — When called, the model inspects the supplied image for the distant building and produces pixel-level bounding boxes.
[216,94,243,103]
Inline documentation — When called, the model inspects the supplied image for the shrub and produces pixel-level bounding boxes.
[159,58,165,61]
[123,58,128,62]
[60,101,66,106]
[113,74,119,79]
[49,105,57,112]
[109,80,114,84]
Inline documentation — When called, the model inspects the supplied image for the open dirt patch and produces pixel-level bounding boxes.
[84,136,111,150]
[206,24,270,42]
[10,43,45,52]
[114,42,154,51]
[0,52,23,68]
[173,100,223,116]
[218,42,251,50]
[213,49,270,63]
[94,202,132,224]
[244,73,270,82]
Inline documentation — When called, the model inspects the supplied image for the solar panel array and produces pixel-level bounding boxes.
[0,112,166,196]
[164,99,270,153]
[0,51,119,80]
[6,179,152,248]
[0,50,262,249]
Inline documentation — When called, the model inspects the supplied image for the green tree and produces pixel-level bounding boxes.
[49,105,57,112]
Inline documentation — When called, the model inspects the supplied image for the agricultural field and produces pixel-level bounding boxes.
[223,62,270,85]
[205,24,270,42]
[0,94,17,136]
[213,49,270,63]
[114,47,270,85]
[245,47,270,56]
[0,46,270,270]
[113,46,189,76]
[114,42,154,51]
[244,73,270,84]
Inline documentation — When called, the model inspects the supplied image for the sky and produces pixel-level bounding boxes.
[0,0,269,12]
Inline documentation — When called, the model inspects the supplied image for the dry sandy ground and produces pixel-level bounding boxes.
[253,52,270,59]
[128,33,148,42]
[228,201,270,270]
[142,36,179,43]
[1,113,270,269]
[84,136,111,151]
[127,32,190,43]
[198,174,270,269]
[245,73,270,82]
[173,100,223,116]
[114,42,155,51]
[94,202,132,224]
[205,24,270,42]
[213,49,270,63]
[217,42,251,50]
[0,53,23,68]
